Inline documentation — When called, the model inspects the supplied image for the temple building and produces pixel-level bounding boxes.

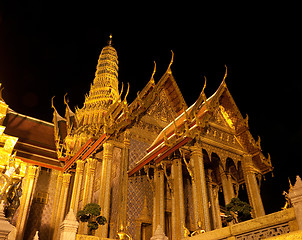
[0,37,301,240]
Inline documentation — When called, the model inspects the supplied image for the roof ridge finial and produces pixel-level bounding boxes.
[223,64,228,83]
[150,61,156,83]
[108,34,113,46]
[167,50,174,73]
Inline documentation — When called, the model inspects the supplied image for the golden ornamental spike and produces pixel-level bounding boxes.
[123,82,130,103]
[223,64,228,82]
[151,61,156,82]
[64,93,69,105]
[0,87,4,102]
[119,82,124,101]
[51,96,56,110]
[202,75,207,94]
[167,50,174,73]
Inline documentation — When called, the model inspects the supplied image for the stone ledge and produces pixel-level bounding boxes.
[230,208,296,236]
[184,208,296,240]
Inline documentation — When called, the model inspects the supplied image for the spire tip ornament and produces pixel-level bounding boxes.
[108,34,113,46]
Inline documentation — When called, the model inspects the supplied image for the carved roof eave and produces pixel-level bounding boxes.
[128,79,273,176]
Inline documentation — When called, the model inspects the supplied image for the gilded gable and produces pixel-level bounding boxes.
[146,90,177,123]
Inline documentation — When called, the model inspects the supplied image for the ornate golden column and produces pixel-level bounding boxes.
[207,169,222,230]
[15,165,39,240]
[171,157,185,239]
[212,184,222,229]
[81,158,97,207]
[219,165,235,205]
[49,170,63,239]
[152,166,165,234]
[69,160,85,213]
[78,158,97,234]
[116,131,130,236]
[190,143,210,231]
[96,141,114,238]
[53,173,71,240]
[242,154,265,218]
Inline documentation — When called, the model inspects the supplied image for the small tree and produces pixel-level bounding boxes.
[225,198,252,223]
[77,203,107,235]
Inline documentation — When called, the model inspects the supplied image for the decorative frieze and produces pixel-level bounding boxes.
[235,223,290,240]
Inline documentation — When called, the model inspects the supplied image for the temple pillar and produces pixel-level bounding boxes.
[116,130,130,235]
[171,157,185,239]
[79,158,97,234]
[190,144,210,231]
[212,185,222,229]
[69,160,85,213]
[152,167,165,234]
[49,171,63,239]
[81,158,97,207]
[53,173,71,240]
[242,154,265,218]
[219,165,235,205]
[15,165,39,240]
[96,141,113,238]
[207,169,222,230]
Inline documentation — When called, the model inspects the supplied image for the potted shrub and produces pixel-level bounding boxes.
[225,198,252,223]
[77,203,107,235]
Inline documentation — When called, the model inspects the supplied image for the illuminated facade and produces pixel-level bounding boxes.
[2,38,301,240]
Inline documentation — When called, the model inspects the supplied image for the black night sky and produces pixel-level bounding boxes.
[0,2,301,213]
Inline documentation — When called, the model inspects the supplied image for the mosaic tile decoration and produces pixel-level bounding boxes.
[127,175,153,239]
[128,138,149,171]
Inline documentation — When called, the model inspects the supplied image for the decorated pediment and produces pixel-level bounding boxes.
[146,90,177,124]
[210,107,233,130]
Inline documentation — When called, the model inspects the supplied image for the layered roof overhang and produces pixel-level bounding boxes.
[128,79,273,176]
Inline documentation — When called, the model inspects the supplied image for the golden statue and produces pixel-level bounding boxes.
[282,178,293,210]
[191,220,205,236]
[117,224,133,240]
[0,152,18,200]
[183,224,190,238]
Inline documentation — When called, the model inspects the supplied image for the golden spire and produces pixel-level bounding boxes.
[84,36,119,113]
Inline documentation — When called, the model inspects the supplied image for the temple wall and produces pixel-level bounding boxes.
[23,168,58,240]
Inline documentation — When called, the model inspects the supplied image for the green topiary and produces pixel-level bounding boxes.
[83,203,101,216]
[96,215,107,225]
[77,203,107,234]
[225,198,252,223]
[88,221,99,230]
